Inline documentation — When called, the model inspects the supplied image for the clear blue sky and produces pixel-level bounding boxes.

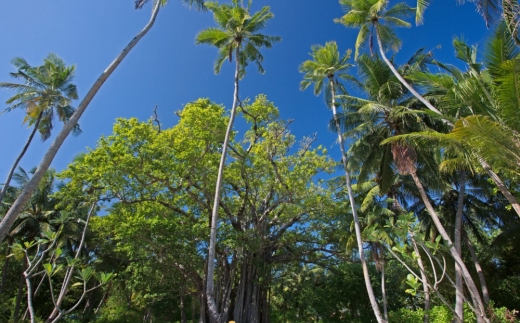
[0,0,488,180]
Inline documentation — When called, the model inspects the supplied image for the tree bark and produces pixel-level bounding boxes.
[0,239,12,294]
[330,78,386,323]
[467,239,490,304]
[13,268,25,322]
[410,170,488,322]
[0,112,43,205]
[455,171,466,323]
[410,233,430,323]
[0,0,162,244]
[206,46,241,323]
[381,261,388,322]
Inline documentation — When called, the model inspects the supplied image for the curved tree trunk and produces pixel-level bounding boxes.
[206,46,241,323]
[329,78,386,323]
[410,170,488,322]
[455,172,466,323]
[0,0,162,244]
[410,233,430,323]
[0,111,43,205]
[374,26,520,220]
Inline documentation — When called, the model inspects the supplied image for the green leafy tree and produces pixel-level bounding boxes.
[0,0,205,245]
[196,2,280,321]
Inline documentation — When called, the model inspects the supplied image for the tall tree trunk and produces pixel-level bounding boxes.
[478,157,520,217]
[381,261,388,322]
[329,78,386,323]
[13,268,25,322]
[410,170,488,322]
[0,112,43,205]
[206,46,241,323]
[411,233,430,323]
[47,202,96,322]
[467,239,490,304]
[374,26,520,220]
[455,172,466,322]
[0,0,162,244]
[0,239,12,294]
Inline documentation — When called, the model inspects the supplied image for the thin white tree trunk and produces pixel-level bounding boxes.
[47,202,96,322]
[455,172,466,323]
[0,111,43,205]
[374,26,520,220]
[467,239,490,304]
[410,233,430,323]
[330,79,386,323]
[0,0,162,244]
[381,261,388,322]
[206,47,240,323]
[410,170,488,322]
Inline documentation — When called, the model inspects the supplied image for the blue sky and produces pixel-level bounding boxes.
[0,0,488,181]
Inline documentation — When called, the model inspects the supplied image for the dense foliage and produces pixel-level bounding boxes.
[1,0,520,322]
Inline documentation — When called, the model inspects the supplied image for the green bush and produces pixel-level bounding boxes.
[390,304,519,323]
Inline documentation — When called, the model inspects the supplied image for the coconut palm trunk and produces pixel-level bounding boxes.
[0,1,161,244]
[374,27,520,220]
[330,78,386,323]
[455,171,466,323]
[410,170,489,322]
[467,238,490,304]
[206,47,240,323]
[0,111,43,205]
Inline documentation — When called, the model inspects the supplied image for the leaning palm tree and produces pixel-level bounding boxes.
[0,54,79,206]
[335,0,445,117]
[0,0,205,244]
[195,1,280,322]
[299,41,387,323]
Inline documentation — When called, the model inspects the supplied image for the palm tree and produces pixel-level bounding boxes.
[299,41,387,323]
[0,54,79,206]
[340,52,490,321]
[335,0,445,117]
[0,0,205,244]
[337,0,520,221]
[195,1,280,322]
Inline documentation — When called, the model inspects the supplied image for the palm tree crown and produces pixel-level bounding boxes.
[335,0,415,59]
[195,0,281,77]
[0,53,80,140]
[299,41,354,97]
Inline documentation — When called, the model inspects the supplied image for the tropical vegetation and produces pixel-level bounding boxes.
[1,0,520,322]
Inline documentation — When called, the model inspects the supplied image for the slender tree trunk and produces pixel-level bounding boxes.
[410,170,488,322]
[374,26,520,220]
[467,239,490,304]
[0,112,43,205]
[455,172,466,323]
[381,261,388,322]
[478,157,520,217]
[206,46,241,323]
[13,268,25,322]
[411,233,430,323]
[0,0,162,244]
[329,78,386,323]
[374,27,444,117]
[0,239,12,294]
[47,202,96,322]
